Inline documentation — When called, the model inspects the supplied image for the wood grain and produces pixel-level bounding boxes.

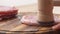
[0,14,59,34]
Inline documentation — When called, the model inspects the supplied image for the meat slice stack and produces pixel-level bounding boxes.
[0,6,18,20]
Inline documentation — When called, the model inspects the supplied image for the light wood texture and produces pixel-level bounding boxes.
[0,14,59,34]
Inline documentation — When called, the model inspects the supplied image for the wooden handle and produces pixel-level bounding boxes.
[38,0,54,22]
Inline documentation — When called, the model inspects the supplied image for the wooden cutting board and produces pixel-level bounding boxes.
[0,14,59,34]
[0,15,40,34]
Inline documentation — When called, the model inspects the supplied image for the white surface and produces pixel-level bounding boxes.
[0,0,37,6]
[53,6,60,14]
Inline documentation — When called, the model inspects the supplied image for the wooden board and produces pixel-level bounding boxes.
[0,15,40,34]
[0,14,59,34]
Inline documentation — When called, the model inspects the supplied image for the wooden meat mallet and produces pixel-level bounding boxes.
[38,0,54,27]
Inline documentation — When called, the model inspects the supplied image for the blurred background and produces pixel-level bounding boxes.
[0,0,37,6]
[0,0,60,14]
